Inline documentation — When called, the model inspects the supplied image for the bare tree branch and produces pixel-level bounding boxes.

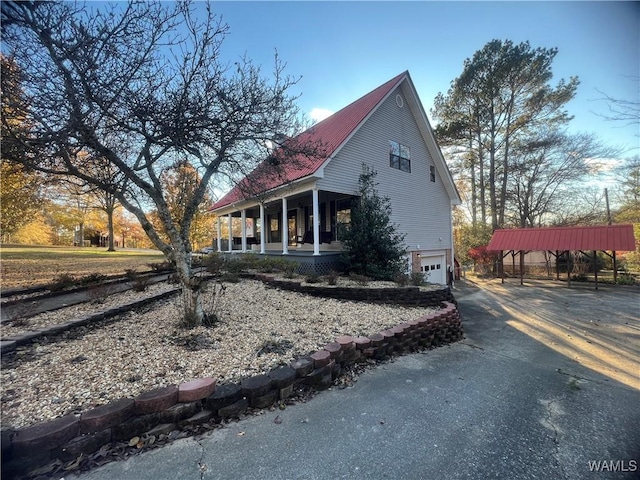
[1,0,323,325]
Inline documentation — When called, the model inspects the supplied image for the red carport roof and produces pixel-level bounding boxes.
[487,225,637,252]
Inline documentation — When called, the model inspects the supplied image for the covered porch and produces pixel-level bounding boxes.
[213,184,357,259]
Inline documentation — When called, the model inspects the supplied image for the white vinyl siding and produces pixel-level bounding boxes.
[317,85,452,252]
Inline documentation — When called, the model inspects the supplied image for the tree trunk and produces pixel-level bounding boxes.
[106,207,116,251]
[489,136,498,231]
[79,221,84,247]
[174,248,205,327]
[181,282,205,326]
[468,135,477,227]
[499,98,515,228]
[477,132,487,225]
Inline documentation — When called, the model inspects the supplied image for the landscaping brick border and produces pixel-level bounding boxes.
[252,274,456,307]
[1,301,463,479]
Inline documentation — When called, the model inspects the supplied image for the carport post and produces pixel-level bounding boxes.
[567,251,571,288]
[520,250,524,285]
[500,251,510,284]
[593,250,598,290]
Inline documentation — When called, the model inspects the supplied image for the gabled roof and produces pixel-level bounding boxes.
[212,72,407,210]
[487,224,636,252]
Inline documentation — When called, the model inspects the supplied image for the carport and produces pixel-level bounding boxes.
[487,224,637,289]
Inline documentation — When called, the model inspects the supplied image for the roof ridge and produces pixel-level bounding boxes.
[303,71,407,132]
[212,71,408,210]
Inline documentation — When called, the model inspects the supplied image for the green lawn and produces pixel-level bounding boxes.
[0,245,166,289]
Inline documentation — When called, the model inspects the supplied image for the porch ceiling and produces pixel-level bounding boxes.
[214,187,356,215]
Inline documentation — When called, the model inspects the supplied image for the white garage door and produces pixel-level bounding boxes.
[420,255,445,284]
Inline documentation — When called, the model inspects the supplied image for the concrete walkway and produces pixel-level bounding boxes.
[74,280,640,480]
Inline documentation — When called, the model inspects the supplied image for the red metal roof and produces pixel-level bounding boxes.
[487,225,637,252]
[212,72,407,210]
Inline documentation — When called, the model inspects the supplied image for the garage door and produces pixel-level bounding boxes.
[420,255,445,284]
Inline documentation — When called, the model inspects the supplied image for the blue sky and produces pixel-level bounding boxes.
[208,1,639,158]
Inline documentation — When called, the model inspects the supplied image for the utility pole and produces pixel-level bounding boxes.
[604,188,617,282]
[604,188,612,225]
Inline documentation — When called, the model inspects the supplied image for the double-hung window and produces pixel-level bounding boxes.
[389,140,411,173]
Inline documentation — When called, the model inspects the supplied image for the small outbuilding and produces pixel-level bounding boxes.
[487,224,637,288]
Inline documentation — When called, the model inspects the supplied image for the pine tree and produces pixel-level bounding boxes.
[342,165,407,280]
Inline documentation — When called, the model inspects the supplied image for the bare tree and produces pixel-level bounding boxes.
[551,186,609,226]
[594,79,640,130]
[613,155,640,223]
[506,132,614,227]
[1,1,321,326]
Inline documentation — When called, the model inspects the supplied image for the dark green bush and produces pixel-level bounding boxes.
[224,257,249,274]
[325,270,339,285]
[616,273,636,285]
[410,272,426,286]
[256,257,283,273]
[204,253,225,275]
[221,272,240,283]
[349,273,371,286]
[148,260,174,273]
[393,272,410,287]
[305,272,321,284]
[340,165,407,280]
[242,254,262,270]
[79,273,106,285]
[124,268,138,281]
[280,259,298,278]
[48,273,77,292]
[132,276,150,292]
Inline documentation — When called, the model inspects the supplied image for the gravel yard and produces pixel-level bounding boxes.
[1,279,438,429]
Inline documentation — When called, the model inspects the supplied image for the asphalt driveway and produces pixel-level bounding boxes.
[75,279,640,480]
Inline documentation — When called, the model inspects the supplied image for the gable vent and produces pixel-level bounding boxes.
[396,94,404,108]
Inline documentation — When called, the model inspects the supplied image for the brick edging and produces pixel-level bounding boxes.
[252,274,456,307]
[1,302,463,479]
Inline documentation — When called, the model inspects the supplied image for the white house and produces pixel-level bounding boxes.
[211,71,461,284]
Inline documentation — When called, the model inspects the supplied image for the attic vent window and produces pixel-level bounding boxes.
[395,94,404,108]
[390,140,411,173]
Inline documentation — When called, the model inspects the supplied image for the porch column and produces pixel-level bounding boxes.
[241,209,247,253]
[312,188,320,256]
[227,214,232,253]
[259,203,266,254]
[216,217,222,252]
[281,197,288,255]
